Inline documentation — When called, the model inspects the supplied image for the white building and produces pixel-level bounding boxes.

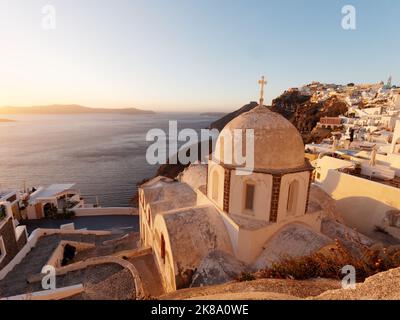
[313,121,400,239]
[26,184,84,220]
[139,102,326,292]
[0,191,21,220]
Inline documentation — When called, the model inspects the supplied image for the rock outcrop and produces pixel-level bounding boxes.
[314,266,400,300]
[320,218,375,258]
[307,184,344,222]
[191,250,249,288]
[254,224,333,270]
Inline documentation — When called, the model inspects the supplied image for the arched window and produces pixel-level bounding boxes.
[212,170,219,202]
[160,233,166,264]
[147,208,151,226]
[287,180,299,216]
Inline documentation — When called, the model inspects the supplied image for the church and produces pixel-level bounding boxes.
[139,78,327,293]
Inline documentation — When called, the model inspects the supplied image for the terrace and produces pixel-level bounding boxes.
[339,166,400,189]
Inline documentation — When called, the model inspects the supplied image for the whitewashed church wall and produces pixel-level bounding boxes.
[229,171,273,221]
[277,171,310,222]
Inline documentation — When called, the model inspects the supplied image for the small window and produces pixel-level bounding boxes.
[287,180,299,216]
[160,234,166,264]
[316,172,321,180]
[244,183,255,211]
[147,208,151,226]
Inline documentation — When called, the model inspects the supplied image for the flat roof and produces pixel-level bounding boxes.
[29,184,76,203]
[0,190,17,200]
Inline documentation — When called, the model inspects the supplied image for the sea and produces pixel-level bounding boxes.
[0,113,219,207]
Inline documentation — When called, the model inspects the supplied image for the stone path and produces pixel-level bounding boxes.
[70,233,140,263]
[128,253,165,298]
[62,263,136,300]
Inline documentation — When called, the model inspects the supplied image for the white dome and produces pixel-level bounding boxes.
[214,106,305,170]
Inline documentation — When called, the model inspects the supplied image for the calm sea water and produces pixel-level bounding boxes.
[0,113,218,206]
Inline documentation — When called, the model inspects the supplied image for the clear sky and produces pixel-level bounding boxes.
[1,0,399,112]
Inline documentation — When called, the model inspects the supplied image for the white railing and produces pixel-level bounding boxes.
[73,207,138,217]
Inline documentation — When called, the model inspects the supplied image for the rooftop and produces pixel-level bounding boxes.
[340,167,400,189]
[29,184,76,204]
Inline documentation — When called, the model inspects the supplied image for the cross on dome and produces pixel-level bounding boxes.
[258,76,267,107]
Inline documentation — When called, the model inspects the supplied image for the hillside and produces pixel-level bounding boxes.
[271,91,348,144]
[209,101,258,130]
[160,266,400,300]
[0,104,154,115]
[160,278,341,300]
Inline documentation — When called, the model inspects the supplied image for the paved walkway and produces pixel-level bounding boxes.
[128,254,165,298]
[21,215,139,234]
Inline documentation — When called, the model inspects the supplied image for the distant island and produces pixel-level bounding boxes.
[200,112,227,117]
[0,104,155,115]
[0,118,16,122]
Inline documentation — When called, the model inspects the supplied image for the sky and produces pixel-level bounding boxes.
[0,0,399,112]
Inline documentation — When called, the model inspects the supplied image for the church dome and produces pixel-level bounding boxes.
[214,105,305,171]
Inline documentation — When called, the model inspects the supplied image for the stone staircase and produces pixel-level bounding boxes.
[70,233,139,263]
[0,233,125,298]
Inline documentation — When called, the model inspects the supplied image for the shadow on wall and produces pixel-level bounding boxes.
[335,196,395,237]
[319,169,399,237]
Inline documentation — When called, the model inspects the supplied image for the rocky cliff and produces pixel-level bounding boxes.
[270,91,348,144]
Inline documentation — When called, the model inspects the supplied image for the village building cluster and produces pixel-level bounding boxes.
[303,78,400,239]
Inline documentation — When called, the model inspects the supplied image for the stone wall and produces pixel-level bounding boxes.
[0,218,19,270]
[16,231,28,251]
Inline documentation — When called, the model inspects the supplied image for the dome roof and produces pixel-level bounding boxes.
[214,106,305,171]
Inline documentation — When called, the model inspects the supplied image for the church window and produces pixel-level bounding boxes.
[244,183,255,211]
[212,170,219,202]
[147,208,151,226]
[287,180,299,216]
